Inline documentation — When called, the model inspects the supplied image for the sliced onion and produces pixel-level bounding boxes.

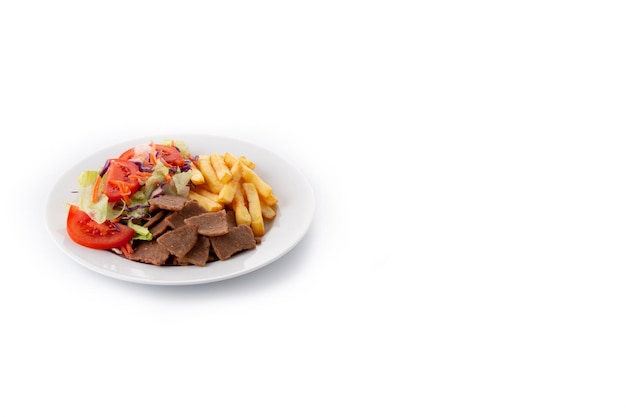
[99,159,111,177]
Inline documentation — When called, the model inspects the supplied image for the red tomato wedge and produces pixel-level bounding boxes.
[118,147,135,160]
[66,205,135,249]
[154,144,185,166]
[104,159,141,203]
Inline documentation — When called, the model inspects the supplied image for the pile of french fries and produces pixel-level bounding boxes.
[187,152,278,237]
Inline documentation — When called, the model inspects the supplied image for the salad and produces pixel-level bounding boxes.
[66,140,200,257]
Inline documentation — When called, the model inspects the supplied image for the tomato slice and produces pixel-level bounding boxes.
[154,144,185,166]
[118,147,135,160]
[104,159,141,203]
[66,205,135,249]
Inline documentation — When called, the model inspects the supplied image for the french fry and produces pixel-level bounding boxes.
[232,183,251,226]
[260,199,276,220]
[238,156,255,169]
[217,182,237,205]
[217,160,242,205]
[260,191,279,207]
[197,154,223,194]
[241,165,274,200]
[210,153,232,184]
[222,152,239,169]
[188,190,224,212]
[223,152,255,170]
[189,162,205,185]
[194,187,221,204]
[243,182,264,236]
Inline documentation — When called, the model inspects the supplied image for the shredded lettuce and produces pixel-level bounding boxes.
[164,170,194,198]
[126,221,152,242]
[76,170,110,223]
[123,189,149,220]
[143,160,169,198]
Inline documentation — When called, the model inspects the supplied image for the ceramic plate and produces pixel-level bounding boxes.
[45,134,315,285]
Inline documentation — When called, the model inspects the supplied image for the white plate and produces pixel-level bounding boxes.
[45,134,315,285]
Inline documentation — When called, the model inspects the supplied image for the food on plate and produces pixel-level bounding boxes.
[243,182,264,237]
[65,140,278,266]
[66,204,135,250]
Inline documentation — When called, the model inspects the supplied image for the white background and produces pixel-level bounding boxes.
[2,1,625,416]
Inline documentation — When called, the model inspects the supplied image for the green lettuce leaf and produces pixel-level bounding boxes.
[126,220,152,242]
[164,170,194,197]
[76,170,110,224]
